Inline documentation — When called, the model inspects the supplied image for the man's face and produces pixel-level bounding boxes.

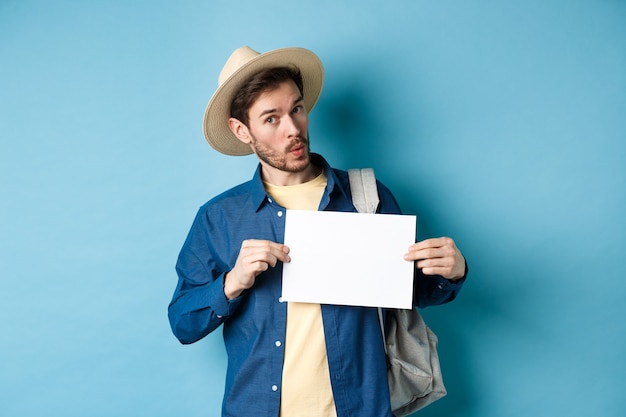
[244,80,310,174]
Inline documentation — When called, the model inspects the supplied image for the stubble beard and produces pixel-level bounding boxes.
[250,135,311,173]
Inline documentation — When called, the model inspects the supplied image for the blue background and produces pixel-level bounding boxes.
[1,1,624,416]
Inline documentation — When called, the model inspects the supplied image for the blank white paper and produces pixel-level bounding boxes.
[281,210,416,309]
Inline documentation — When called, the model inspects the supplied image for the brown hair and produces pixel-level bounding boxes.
[230,66,304,126]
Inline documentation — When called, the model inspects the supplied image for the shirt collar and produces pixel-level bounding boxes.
[249,153,348,211]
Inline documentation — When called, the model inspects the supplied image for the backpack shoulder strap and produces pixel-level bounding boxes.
[348,168,387,351]
[348,168,380,214]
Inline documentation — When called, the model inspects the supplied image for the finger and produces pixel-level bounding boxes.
[420,266,457,277]
[404,245,451,262]
[405,237,455,261]
[242,239,290,255]
[240,240,291,265]
[251,259,271,272]
[264,244,291,264]
[416,256,454,270]
[416,249,465,280]
[241,239,287,251]
[408,237,453,252]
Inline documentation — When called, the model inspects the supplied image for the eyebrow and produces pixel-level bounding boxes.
[257,96,304,118]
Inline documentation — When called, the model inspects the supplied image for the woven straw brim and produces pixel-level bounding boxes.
[203,47,324,156]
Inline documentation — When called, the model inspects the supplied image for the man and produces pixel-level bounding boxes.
[168,46,467,417]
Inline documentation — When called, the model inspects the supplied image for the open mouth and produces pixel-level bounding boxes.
[289,142,306,157]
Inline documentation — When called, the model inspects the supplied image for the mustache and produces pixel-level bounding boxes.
[286,136,309,152]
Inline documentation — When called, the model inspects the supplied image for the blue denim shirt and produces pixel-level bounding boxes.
[169,154,465,417]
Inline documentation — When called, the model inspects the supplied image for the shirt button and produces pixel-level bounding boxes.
[277,211,283,217]
[272,385,278,392]
[278,297,284,303]
[268,197,273,203]
[275,341,282,347]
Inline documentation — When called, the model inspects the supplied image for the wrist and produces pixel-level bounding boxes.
[450,259,468,282]
[224,272,244,300]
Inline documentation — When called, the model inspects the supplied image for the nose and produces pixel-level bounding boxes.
[283,114,301,138]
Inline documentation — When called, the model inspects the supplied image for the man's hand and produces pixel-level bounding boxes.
[404,237,465,281]
[224,239,291,299]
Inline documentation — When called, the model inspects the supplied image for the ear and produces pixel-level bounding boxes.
[228,118,252,144]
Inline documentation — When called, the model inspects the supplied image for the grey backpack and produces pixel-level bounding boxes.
[348,168,447,416]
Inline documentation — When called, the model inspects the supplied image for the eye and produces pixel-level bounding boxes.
[292,105,303,114]
[265,116,277,124]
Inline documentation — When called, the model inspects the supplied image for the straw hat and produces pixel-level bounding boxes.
[202,46,325,155]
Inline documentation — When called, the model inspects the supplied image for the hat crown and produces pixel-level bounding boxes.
[218,46,260,86]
